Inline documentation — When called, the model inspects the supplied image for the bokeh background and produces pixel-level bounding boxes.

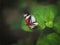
[0,0,60,45]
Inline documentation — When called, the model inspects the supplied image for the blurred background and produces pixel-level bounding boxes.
[0,0,60,45]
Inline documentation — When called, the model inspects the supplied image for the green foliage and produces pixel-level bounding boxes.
[37,33,60,45]
[54,16,60,33]
[31,5,56,29]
